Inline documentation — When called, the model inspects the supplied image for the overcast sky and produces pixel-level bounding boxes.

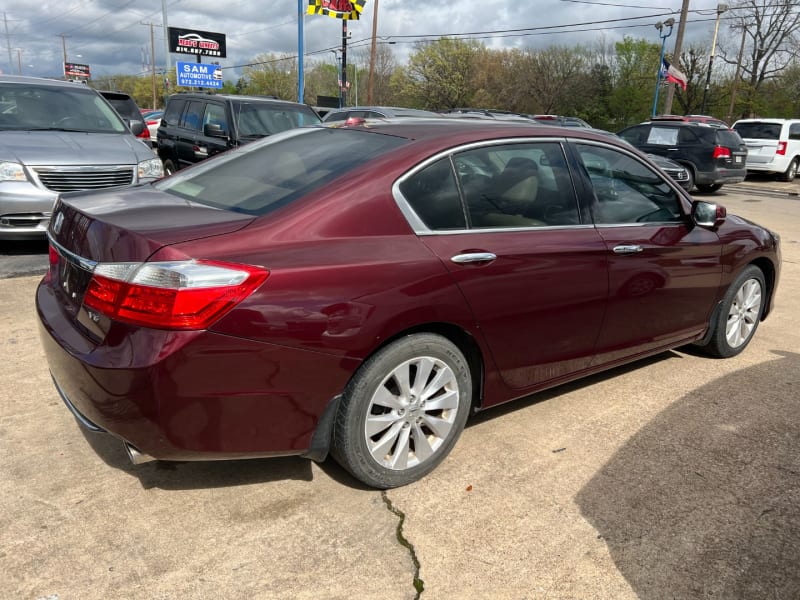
[1,0,741,82]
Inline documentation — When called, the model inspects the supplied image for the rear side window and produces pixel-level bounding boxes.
[162,98,185,126]
[716,129,744,147]
[157,128,407,215]
[453,142,580,228]
[646,127,679,145]
[181,100,205,131]
[399,158,466,230]
[734,122,781,140]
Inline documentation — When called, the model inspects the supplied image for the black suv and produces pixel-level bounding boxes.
[99,90,150,145]
[617,120,747,193]
[157,93,321,174]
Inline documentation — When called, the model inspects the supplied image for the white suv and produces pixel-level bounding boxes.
[732,118,800,181]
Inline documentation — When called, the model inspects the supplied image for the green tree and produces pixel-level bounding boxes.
[609,36,661,126]
[397,38,480,110]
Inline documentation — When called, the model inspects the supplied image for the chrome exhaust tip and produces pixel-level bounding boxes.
[124,442,157,465]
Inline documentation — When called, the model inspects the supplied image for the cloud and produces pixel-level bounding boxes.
[2,0,726,82]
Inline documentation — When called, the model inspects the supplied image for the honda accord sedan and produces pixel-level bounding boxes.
[37,119,781,488]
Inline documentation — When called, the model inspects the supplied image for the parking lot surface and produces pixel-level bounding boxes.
[2,181,799,599]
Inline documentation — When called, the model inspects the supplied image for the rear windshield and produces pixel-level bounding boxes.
[0,82,127,133]
[716,129,744,147]
[103,95,141,121]
[156,127,407,215]
[733,122,781,140]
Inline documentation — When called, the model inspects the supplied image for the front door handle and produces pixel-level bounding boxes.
[451,252,497,264]
[612,244,643,255]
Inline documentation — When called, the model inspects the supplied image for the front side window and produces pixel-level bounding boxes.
[576,144,683,225]
[453,143,580,228]
[203,103,228,133]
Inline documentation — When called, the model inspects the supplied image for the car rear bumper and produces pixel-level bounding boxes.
[695,167,747,186]
[36,278,360,461]
[745,160,790,174]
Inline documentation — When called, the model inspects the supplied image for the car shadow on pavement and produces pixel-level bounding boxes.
[79,428,314,490]
[576,350,800,599]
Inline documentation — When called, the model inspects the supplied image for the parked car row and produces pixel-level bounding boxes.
[0,75,162,241]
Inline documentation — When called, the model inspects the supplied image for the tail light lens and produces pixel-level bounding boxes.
[712,145,731,160]
[138,127,151,140]
[82,260,268,330]
[777,141,788,156]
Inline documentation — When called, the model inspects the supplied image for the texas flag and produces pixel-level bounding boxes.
[662,58,688,91]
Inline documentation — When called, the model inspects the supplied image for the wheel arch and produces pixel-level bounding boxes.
[749,256,777,319]
[303,321,487,464]
[373,322,486,413]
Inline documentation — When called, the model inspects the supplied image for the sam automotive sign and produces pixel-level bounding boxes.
[168,27,226,58]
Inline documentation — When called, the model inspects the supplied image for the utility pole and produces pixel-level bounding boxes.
[701,4,728,115]
[142,22,161,109]
[341,20,348,107]
[727,25,748,123]
[367,0,379,104]
[4,13,14,72]
[663,0,690,115]
[162,0,171,75]
[59,34,70,79]
[16,48,21,74]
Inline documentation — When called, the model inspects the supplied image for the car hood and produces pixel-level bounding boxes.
[50,186,255,262]
[647,153,684,170]
[0,131,153,166]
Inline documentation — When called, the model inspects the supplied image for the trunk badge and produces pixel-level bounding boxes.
[53,211,64,235]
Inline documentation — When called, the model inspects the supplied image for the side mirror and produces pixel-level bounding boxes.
[204,123,228,138]
[129,120,145,136]
[692,200,726,229]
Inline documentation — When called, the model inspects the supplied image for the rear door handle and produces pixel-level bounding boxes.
[451,252,497,264]
[612,245,643,255]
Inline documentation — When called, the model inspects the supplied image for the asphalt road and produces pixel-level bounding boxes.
[1,180,799,599]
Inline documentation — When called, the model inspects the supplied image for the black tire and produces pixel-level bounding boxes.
[779,158,798,182]
[699,265,765,358]
[332,333,472,489]
[696,183,722,194]
[163,159,177,176]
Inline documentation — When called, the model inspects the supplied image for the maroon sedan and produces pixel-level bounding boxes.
[37,119,781,488]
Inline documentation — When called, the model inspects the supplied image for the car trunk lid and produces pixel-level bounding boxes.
[46,186,255,335]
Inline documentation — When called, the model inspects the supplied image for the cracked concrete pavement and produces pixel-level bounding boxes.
[1,185,799,599]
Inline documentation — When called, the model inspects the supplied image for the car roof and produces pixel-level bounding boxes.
[167,92,305,106]
[0,74,94,89]
[326,117,618,147]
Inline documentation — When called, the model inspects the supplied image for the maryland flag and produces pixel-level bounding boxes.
[308,0,366,20]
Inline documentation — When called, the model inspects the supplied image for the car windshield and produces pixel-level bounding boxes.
[0,82,127,133]
[733,122,782,140]
[232,102,322,138]
[155,127,408,215]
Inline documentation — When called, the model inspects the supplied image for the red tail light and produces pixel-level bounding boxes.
[712,145,731,159]
[138,127,151,140]
[83,260,268,330]
[777,141,788,156]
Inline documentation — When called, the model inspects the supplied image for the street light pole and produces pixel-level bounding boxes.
[701,3,728,115]
[652,18,675,118]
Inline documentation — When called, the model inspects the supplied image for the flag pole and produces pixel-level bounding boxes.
[652,19,674,118]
